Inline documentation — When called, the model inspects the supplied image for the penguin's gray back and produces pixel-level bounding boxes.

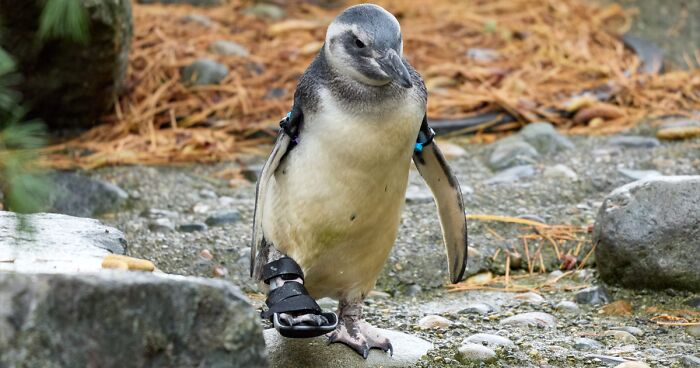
[260,48,426,300]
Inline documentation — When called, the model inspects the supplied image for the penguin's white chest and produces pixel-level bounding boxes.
[262,89,424,299]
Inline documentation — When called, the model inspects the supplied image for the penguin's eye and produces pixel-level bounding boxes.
[354,38,366,48]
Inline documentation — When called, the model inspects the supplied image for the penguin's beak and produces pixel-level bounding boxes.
[379,49,412,88]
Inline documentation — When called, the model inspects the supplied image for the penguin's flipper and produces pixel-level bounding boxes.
[412,115,469,284]
[250,96,303,280]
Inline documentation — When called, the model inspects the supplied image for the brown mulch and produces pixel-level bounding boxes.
[43,0,700,169]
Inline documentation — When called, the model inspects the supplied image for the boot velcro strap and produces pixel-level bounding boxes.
[265,282,308,307]
[261,294,322,319]
[262,257,304,284]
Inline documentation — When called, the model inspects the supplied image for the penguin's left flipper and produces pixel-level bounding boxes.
[412,115,469,284]
[250,94,303,280]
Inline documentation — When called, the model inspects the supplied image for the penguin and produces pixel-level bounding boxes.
[250,3,468,358]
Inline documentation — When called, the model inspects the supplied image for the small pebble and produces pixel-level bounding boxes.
[573,337,603,351]
[209,40,250,57]
[604,330,638,344]
[555,300,581,314]
[611,326,643,336]
[199,249,214,260]
[575,285,611,305]
[464,333,515,348]
[686,324,700,338]
[418,315,453,329]
[459,302,496,315]
[609,136,660,148]
[614,362,650,368]
[212,265,228,277]
[148,218,175,232]
[455,343,496,363]
[192,203,210,214]
[499,312,557,329]
[680,355,700,367]
[205,210,242,226]
[514,291,545,304]
[177,223,208,233]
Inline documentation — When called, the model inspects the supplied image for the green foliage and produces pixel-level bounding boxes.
[0,48,49,216]
[38,0,89,44]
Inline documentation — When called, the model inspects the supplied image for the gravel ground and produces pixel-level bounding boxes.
[91,127,700,367]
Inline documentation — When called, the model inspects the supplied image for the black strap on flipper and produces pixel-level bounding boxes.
[279,93,304,145]
[262,257,304,284]
[414,114,435,153]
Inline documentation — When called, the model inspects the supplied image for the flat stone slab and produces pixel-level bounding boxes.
[0,211,126,273]
[0,271,267,368]
[264,328,432,367]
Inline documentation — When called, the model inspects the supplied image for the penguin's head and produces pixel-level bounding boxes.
[324,4,412,88]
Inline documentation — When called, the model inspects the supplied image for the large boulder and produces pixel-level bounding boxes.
[0,0,132,129]
[44,171,129,217]
[593,176,700,291]
[0,211,126,273]
[0,272,268,367]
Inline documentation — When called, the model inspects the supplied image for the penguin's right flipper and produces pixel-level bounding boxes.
[250,94,304,280]
[261,257,338,338]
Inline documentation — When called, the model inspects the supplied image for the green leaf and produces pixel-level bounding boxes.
[38,0,90,44]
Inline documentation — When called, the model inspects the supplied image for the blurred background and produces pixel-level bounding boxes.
[0,0,698,179]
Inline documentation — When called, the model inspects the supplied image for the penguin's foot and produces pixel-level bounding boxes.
[261,257,338,338]
[327,321,393,359]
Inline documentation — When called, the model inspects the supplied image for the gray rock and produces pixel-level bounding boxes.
[575,286,612,305]
[644,348,664,355]
[686,296,700,308]
[514,291,545,304]
[179,14,213,27]
[142,208,179,219]
[681,355,700,367]
[242,3,285,20]
[609,136,660,148]
[405,284,422,296]
[149,218,176,232]
[418,315,452,329]
[520,122,575,154]
[464,333,515,348]
[138,0,221,5]
[687,324,700,337]
[618,168,662,181]
[45,172,128,217]
[593,176,700,291]
[543,164,579,180]
[0,0,132,129]
[459,302,496,315]
[499,312,557,329]
[573,337,603,351]
[485,165,536,184]
[181,59,229,86]
[487,136,539,170]
[0,211,126,273]
[555,300,581,314]
[604,330,638,344]
[611,326,644,336]
[209,40,249,57]
[205,210,242,226]
[0,272,265,367]
[455,343,497,363]
[264,328,430,367]
[177,222,208,233]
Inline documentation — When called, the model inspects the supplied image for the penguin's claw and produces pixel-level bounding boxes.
[327,322,392,359]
